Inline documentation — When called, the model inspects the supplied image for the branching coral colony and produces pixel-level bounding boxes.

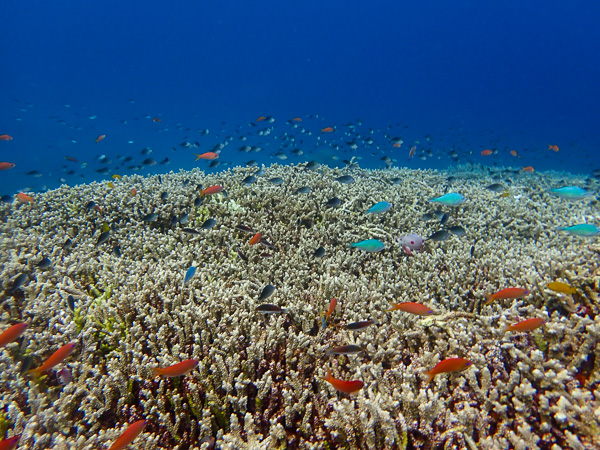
[0,163,599,449]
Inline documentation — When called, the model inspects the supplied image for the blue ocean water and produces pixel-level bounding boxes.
[1,0,599,194]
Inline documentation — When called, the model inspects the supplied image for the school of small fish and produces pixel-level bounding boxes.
[0,112,599,448]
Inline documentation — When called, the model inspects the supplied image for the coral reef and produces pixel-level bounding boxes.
[1,163,599,449]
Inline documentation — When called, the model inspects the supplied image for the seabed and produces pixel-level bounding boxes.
[1,163,599,449]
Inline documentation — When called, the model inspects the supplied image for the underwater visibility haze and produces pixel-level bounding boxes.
[1,1,600,449]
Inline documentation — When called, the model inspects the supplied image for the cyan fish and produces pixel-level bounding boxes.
[183,266,197,285]
[429,192,466,206]
[350,239,385,252]
[558,224,600,237]
[550,186,592,200]
[366,201,391,214]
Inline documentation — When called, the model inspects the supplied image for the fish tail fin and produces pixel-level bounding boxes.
[502,325,512,333]
[26,368,42,379]
[424,372,434,384]
[483,295,494,305]
[153,368,163,377]
[321,369,332,382]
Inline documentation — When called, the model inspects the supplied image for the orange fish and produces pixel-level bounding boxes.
[424,357,473,384]
[387,302,434,315]
[321,298,337,329]
[0,135,13,141]
[481,149,493,156]
[0,435,20,450]
[548,145,559,152]
[505,317,546,332]
[16,192,33,203]
[408,145,416,159]
[153,359,199,377]
[321,127,334,133]
[292,117,302,122]
[194,152,219,161]
[96,134,106,143]
[201,185,224,196]
[510,150,518,157]
[255,116,266,122]
[249,232,262,245]
[0,323,28,348]
[0,162,16,171]
[152,117,162,122]
[485,287,529,305]
[521,166,534,173]
[321,369,364,395]
[393,142,402,148]
[27,342,76,377]
[130,188,137,197]
[108,419,147,450]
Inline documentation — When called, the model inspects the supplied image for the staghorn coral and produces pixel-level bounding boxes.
[0,163,599,449]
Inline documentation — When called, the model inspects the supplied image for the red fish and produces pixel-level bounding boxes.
[130,188,138,197]
[387,302,433,315]
[321,127,334,133]
[548,145,559,152]
[510,150,518,157]
[0,322,28,348]
[424,357,473,384]
[249,232,262,245]
[0,435,20,450]
[0,162,15,171]
[95,134,106,143]
[64,156,78,162]
[485,287,529,305]
[201,185,224,196]
[16,192,34,203]
[255,116,266,122]
[153,359,199,377]
[108,420,147,450]
[408,145,416,159]
[321,369,364,395]
[481,149,493,156]
[505,317,546,332]
[292,117,302,122]
[152,117,162,122]
[195,152,219,161]
[521,166,534,173]
[0,135,13,141]
[27,342,76,377]
[321,298,337,329]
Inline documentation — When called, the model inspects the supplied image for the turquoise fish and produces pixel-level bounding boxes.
[550,186,592,200]
[366,201,391,214]
[429,192,466,206]
[350,239,385,252]
[558,224,600,237]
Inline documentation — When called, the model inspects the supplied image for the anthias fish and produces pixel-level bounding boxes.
[321,369,364,394]
[424,357,473,384]
[108,419,147,450]
[153,359,199,377]
[387,302,434,315]
[485,287,529,305]
[27,342,77,377]
[505,318,546,332]
[0,323,28,348]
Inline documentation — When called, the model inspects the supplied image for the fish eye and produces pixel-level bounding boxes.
[410,241,415,244]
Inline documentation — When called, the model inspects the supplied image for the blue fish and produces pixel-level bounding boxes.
[429,193,466,206]
[558,224,600,237]
[183,266,197,285]
[550,186,592,200]
[366,201,391,214]
[350,239,385,252]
